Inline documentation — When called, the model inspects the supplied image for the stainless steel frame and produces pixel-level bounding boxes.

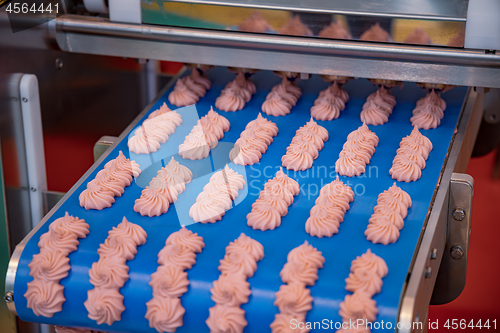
[49,15,500,88]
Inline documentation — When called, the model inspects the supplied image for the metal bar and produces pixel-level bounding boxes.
[4,70,183,316]
[398,88,478,332]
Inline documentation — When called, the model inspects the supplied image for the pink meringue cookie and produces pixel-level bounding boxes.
[398,138,430,160]
[261,186,294,207]
[305,208,340,238]
[335,151,366,177]
[134,188,170,217]
[210,165,246,190]
[287,241,325,270]
[168,79,199,107]
[206,304,248,333]
[25,280,65,317]
[282,145,314,171]
[148,102,172,119]
[360,23,392,42]
[165,157,193,183]
[128,130,161,154]
[370,207,404,230]
[394,148,426,169]
[207,106,231,132]
[271,168,300,196]
[304,118,329,141]
[342,141,373,165]
[319,21,352,39]
[28,249,70,282]
[155,169,186,195]
[343,138,376,156]
[166,226,205,253]
[375,193,408,218]
[281,78,302,99]
[153,109,182,128]
[179,123,211,160]
[311,98,341,121]
[157,244,197,270]
[102,163,133,187]
[246,113,278,135]
[389,155,422,182]
[280,260,319,286]
[225,80,252,103]
[105,151,141,178]
[339,291,378,322]
[203,178,240,199]
[90,175,122,198]
[88,257,129,289]
[211,273,251,306]
[274,282,313,316]
[386,183,412,208]
[287,138,318,159]
[85,288,125,325]
[190,69,211,90]
[236,133,268,154]
[360,99,390,126]
[262,91,292,116]
[136,119,172,143]
[218,250,258,278]
[271,313,308,333]
[295,127,325,150]
[316,190,351,213]
[367,87,396,108]
[401,126,433,152]
[238,11,274,33]
[79,182,115,210]
[313,198,346,223]
[215,87,246,112]
[416,90,446,111]
[279,15,313,36]
[225,233,265,262]
[182,76,206,98]
[148,180,179,204]
[247,200,282,231]
[365,217,400,245]
[230,140,262,166]
[350,249,388,278]
[271,82,298,106]
[235,72,257,95]
[149,265,189,298]
[410,103,442,129]
[345,268,383,296]
[201,116,224,141]
[348,123,379,147]
[145,296,185,333]
[320,176,354,202]
[196,190,233,211]
[326,81,349,103]
[189,197,226,223]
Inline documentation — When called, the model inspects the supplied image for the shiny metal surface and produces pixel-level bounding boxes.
[160,0,468,20]
[398,89,479,332]
[52,15,500,88]
[431,173,473,305]
[93,135,118,162]
[4,73,181,317]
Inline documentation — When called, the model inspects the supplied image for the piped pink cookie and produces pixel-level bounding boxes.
[146,227,204,332]
[247,168,299,231]
[190,165,245,224]
[271,242,324,332]
[282,119,328,171]
[305,176,354,238]
[262,78,301,116]
[311,82,349,120]
[411,90,446,129]
[207,234,263,333]
[339,249,388,328]
[25,213,89,318]
[390,127,431,182]
[84,217,147,326]
[360,87,396,126]
[216,73,255,112]
[336,124,378,177]
[168,70,211,107]
[365,184,411,245]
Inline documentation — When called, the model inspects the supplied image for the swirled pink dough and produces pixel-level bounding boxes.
[215,87,246,112]
[179,123,211,160]
[145,297,185,333]
[149,102,172,119]
[410,103,442,129]
[360,99,389,125]
[207,106,231,132]
[168,78,199,107]
[304,118,329,141]
[238,11,273,33]
[262,91,292,116]
[247,201,282,231]
[319,21,352,39]
[351,249,388,278]
[339,292,378,322]
[271,313,309,333]
[311,98,341,121]
[272,82,298,106]
[389,155,422,182]
[207,235,263,333]
[26,212,89,318]
[360,23,392,42]
[274,282,313,316]
[85,218,146,326]
[134,188,170,217]
[282,145,313,171]
[401,126,433,152]
[282,121,328,171]
[190,69,211,90]
[336,124,378,177]
[279,15,312,36]
[230,140,262,166]
[165,157,193,183]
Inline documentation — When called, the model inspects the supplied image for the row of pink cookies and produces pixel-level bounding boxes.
[230,113,278,165]
[134,157,193,217]
[84,218,147,326]
[189,165,245,223]
[207,234,264,333]
[410,90,446,129]
[215,73,256,112]
[146,227,205,332]
[305,177,354,238]
[25,213,89,318]
[270,242,325,332]
[337,250,388,332]
[365,184,412,245]
[311,82,349,121]
[247,168,300,231]
[262,77,302,116]
[336,123,379,177]
[128,105,182,154]
[389,126,433,182]
[178,108,230,160]
[282,118,329,171]
[168,70,211,107]
[79,151,141,210]
[360,87,396,126]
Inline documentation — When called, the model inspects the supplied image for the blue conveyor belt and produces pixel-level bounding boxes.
[13,68,467,332]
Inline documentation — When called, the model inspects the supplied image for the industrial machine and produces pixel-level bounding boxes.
[2,0,499,332]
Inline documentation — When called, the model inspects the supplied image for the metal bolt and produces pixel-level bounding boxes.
[55,58,63,70]
[430,248,437,260]
[22,97,28,103]
[4,291,13,303]
[450,246,464,259]
[30,187,36,192]
[452,208,466,221]
[424,267,432,278]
